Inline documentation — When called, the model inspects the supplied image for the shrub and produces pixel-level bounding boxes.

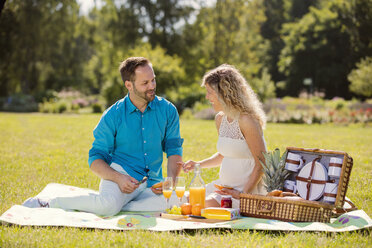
[39,101,53,113]
[71,103,80,111]
[194,108,216,120]
[57,102,68,113]
[72,98,89,108]
[37,89,103,114]
[92,103,103,113]
[348,57,372,97]
[102,79,126,108]
[336,102,344,110]
[166,84,205,114]
[180,108,194,120]
[1,94,38,112]
[249,68,276,102]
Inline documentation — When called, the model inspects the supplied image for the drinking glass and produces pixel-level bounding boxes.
[175,177,185,206]
[162,177,173,210]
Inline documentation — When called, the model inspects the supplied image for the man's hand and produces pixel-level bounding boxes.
[117,174,139,194]
[151,186,163,195]
[90,159,140,194]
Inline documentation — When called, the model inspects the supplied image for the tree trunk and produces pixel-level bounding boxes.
[0,0,6,18]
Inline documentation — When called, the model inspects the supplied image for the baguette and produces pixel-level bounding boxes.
[266,190,282,197]
[214,184,234,190]
[280,192,298,197]
[152,182,163,188]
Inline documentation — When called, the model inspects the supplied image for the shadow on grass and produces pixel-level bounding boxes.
[179,228,371,237]
[3,223,370,237]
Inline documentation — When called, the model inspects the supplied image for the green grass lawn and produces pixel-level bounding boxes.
[0,113,371,247]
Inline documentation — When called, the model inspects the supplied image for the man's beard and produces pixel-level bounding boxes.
[133,85,156,103]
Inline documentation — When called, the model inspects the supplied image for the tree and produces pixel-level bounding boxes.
[0,2,15,96]
[0,0,91,97]
[126,0,194,55]
[260,0,319,96]
[289,0,319,20]
[0,0,6,17]
[250,68,276,102]
[348,57,372,97]
[179,0,275,102]
[102,43,186,106]
[82,0,142,95]
[278,0,372,98]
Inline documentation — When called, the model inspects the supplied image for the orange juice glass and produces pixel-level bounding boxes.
[163,190,173,199]
[175,177,186,206]
[175,187,185,198]
[162,177,173,210]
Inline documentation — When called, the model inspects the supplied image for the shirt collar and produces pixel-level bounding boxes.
[125,94,157,113]
[125,95,137,113]
[147,97,157,110]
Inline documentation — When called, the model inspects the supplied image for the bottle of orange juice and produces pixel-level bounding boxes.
[189,163,206,209]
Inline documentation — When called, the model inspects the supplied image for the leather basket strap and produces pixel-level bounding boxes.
[296,176,327,185]
[285,159,300,165]
[323,192,337,198]
[305,156,321,200]
[328,179,336,183]
[329,163,342,168]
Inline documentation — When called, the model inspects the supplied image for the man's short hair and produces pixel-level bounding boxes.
[119,57,150,83]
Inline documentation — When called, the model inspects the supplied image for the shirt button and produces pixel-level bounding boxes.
[141,115,144,117]
[144,153,147,156]
[144,140,146,143]
[142,128,144,130]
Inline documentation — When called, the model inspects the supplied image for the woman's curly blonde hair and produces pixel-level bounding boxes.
[202,64,266,129]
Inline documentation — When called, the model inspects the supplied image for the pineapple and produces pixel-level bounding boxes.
[259,149,291,192]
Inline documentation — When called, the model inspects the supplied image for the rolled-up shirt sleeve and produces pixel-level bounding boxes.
[88,108,116,167]
[163,103,183,157]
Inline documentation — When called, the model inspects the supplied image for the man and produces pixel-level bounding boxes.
[23,57,183,215]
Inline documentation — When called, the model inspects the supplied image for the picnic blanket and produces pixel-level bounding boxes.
[1,183,371,232]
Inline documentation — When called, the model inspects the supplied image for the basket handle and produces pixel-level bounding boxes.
[334,199,358,215]
[256,200,276,213]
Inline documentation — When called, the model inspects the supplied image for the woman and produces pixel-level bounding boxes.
[181,64,267,209]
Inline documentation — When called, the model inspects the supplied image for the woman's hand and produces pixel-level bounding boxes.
[215,188,241,200]
[177,160,197,173]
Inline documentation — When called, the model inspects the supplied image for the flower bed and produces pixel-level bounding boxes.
[190,97,372,125]
[265,97,372,125]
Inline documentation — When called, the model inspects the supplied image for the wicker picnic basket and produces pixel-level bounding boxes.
[239,147,354,223]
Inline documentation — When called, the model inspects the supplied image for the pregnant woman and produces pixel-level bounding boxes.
[180,64,267,209]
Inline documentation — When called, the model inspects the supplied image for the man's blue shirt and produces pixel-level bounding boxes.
[88,95,183,187]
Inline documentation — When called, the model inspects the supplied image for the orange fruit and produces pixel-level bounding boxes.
[191,203,202,216]
[181,203,192,215]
